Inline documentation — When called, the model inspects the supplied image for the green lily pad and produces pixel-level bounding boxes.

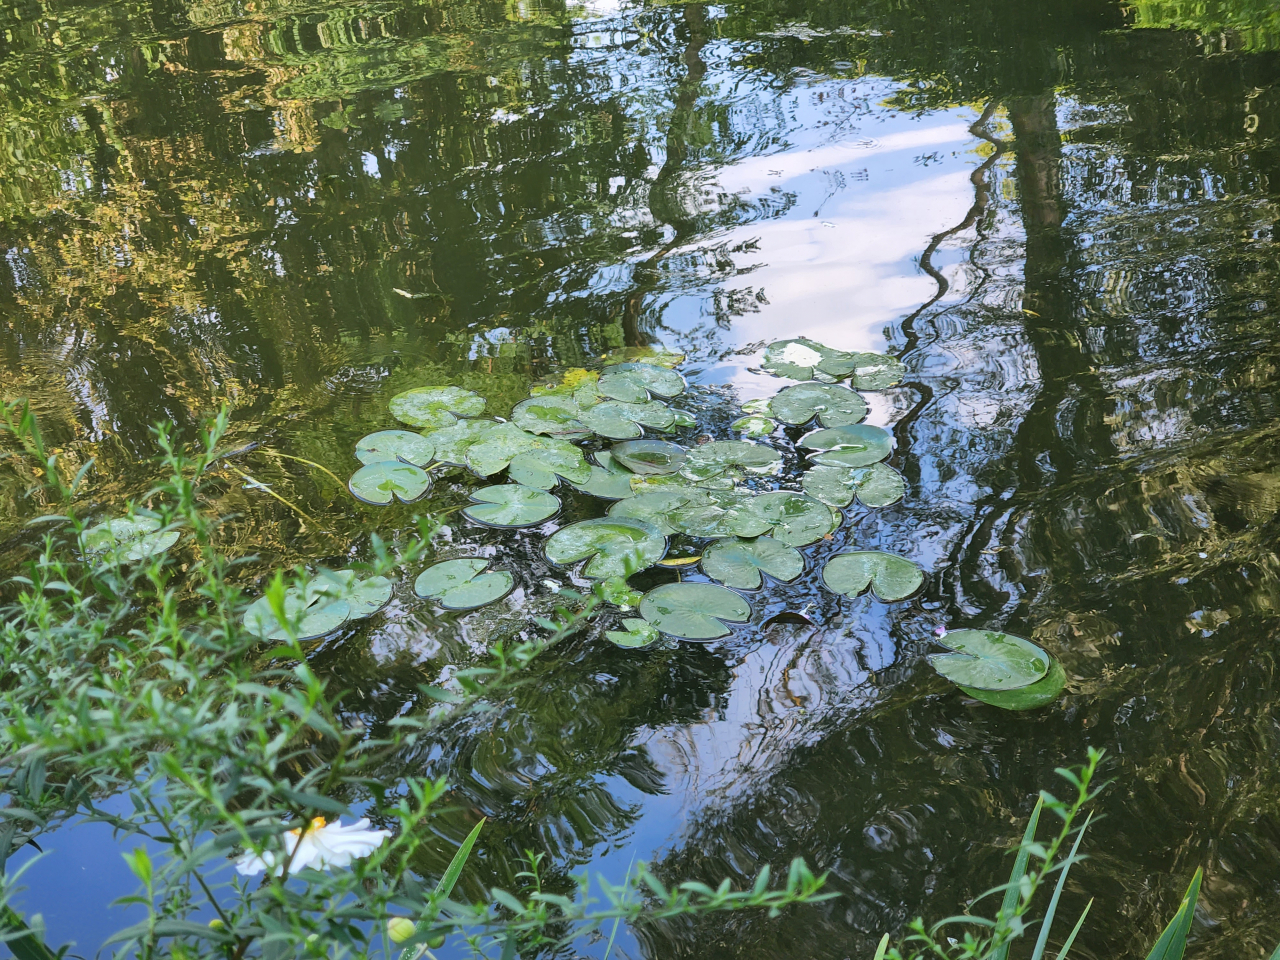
[463,423,590,485]
[740,397,774,415]
[959,659,1066,710]
[600,347,685,368]
[389,386,486,430]
[354,430,435,467]
[569,452,637,500]
[598,362,686,402]
[429,419,503,465]
[680,440,782,482]
[611,440,687,475]
[639,583,752,641]
[81,517,180,562]
[744,492,838,547]
[730,415,777,438]
[668,489,772,539]
[928,629,1051,692]
[243,580,352,641]
[308,569,395,618]
[609,489,705,536]
[761,338,905,388]
[822,551,923,601]
[511,395,593,439]
[848,354,907,390]
[671,409,697,429]
[605,618,662,648]
[414,558,515,611]
[802,463,906,509]
[463,484,560,528]
[800,424,894,468]
[700,537,804,590]
[580,400,676,440]
[769,382,868,428]
[349,461,431,504]
[544,517,667,579]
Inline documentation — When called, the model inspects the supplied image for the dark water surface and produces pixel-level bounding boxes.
[5,0,1280,956]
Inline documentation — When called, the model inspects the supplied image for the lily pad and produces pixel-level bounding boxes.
[243,593,350,642]
[769,382,868,428]
[606,618,662,648]
[730,415,777,438]
[463,484,560,528]
[463,423,591,485]
[349,462,431,504]
[430,419,503,465]
[802,463,906,509]
[668,489,772,539]
[569,452,637,500]
[959,659,1066,710]
[611,440,687,475]
[639,583,752,641]
[308,569,395,618]
[671,409,697,429]
[600,347,685,368]
[414,558,515,611]
[511,395,592,439]
[81,517,180,562]
[701,537,804,590]
[354,430,435,467]
[680,440,782,482]
[598,362,686,402]
[744,492,838,547]
[928,629,1051,692]
[761,338,905,388]
[822,551,923,601]
[389,386,486,430]
[800,424,893,468]
[580,400,676,440]
[544,517,667,579]
[609,489,705,536]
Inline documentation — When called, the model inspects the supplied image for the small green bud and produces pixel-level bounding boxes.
[387,918,416,944]
[426,933,446,949]
[208,919,226,931]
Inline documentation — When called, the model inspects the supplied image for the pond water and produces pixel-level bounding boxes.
[4,0,1280,956]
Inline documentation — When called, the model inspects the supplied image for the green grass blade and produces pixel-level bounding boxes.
[1030,813,1094,960]
[1053,899,1092,960]
[1143,868,1202,960]
[873,933,889,960]
[435,818,485,899]
[0,907,58,960]
[993,796,1044,960]
[1269,940,1280,960]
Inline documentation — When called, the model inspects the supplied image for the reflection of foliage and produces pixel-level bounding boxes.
[1129,0,1280,51]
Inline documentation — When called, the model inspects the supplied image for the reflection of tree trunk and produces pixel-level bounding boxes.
[621,4,708,347]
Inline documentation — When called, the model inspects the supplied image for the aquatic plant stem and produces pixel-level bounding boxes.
[217,463,319,526]
[256,450,347,489]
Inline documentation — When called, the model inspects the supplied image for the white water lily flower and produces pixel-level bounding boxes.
[778,342,824,367]
[235,817,391,876]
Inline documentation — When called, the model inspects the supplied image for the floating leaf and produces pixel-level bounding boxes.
[761,338,905,387]
[611,440,687,475]
[609,489,704,536]
[800,423,893,468]
[580,400,676,440]
[511,395,592,439]
[822,551,923,601]
[349,462,431,504]
[730,415,777,437]
[600,347,685,368]
[569,452,637,500]
[671,409,697,429]
[531,368,600,397]
[81,517,180,562]
[745,492,837,547]
[389,386,486,430]
[463,423,590,485]
[596,575,643,608]
[430,419,503,465]
[848,354,907,390]
[244,593,350,642]
[668,489,772,539]
[606,618,661,648]
[959,660,1066,710]
[598,362,686,402]
[309,569,394,618]
[355,430,435,466]
[544,517,667,579]
[769,382,868,428]
[701,537,804,590]
[802,463,906,508]
[740,398,773,415]
[463,484,560,528]
[928,630,1051,692]
[639,583,751,641]
[680,440,782,482]
[414,558,515,611]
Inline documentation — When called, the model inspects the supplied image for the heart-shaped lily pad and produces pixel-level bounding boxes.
[959,659,1066,710]
[308,569,395,618]
[81,516,180,562]
[800,424,893,468]
[668,489,772,539]
[761,339,906,388]
[430,419,503,465]
[639,583,752,641]
[580,400,676,440]
[606,617,661,648]
[569,452,638,500]
[355,430,435,467]
[609,489,705,536]
[611,440,687,475]
[244,592,351,642]
[511,395,593,439]
[701,536,804,590]
[414,558,515,611]
[730,415,777,438]
[349,461,431,504]
[544,517,667,579]
[745,492,838,547]
[769,382,868,428]
[928,629,1051,692]
[463,423,591,485]
[822,551,923,601]
[802,463,906,509]
[389,386,486,430]
[463,484,560,528]
[680,440,782,482]
[598,362,686,402]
